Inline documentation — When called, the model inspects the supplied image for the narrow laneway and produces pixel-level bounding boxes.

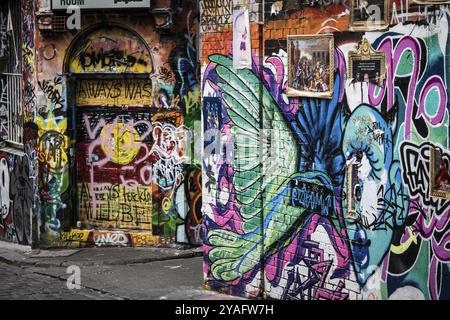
[0,257,205,300]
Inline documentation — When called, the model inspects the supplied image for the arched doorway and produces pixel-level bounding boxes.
[65,24,155,231]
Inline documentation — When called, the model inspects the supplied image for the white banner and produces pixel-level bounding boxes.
[52,0,151,10]
[233,8,252,69]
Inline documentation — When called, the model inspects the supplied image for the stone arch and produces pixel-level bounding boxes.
[63,23,153,74]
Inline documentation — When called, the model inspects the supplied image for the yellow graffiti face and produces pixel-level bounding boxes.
[36,113,69,173]
[162,197,172,214]
[100,123,141,165]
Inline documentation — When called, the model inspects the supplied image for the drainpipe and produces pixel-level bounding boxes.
[258,0,265,300]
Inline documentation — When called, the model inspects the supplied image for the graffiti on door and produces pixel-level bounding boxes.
[77,109,154,230]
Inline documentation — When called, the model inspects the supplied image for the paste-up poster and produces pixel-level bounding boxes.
[203,96,222,149]
[233,8,252,69]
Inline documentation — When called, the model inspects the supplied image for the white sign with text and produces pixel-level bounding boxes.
[52,0,151,10]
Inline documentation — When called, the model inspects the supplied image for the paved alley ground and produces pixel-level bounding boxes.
[0,261,121,300]
[0,257,204,300]
[0,243,242,300]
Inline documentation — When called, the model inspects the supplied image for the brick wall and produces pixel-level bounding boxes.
[201,0,450,300]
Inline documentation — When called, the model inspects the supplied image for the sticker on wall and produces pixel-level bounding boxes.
[350,0,389,31]
[347,38,386,87]
[287,34,334,99]
[232,7,252,69]
[429,146,450,200]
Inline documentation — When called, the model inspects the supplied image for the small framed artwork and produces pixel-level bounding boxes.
[287,34,334,99]
[350,0,389,31]
[348,38,386,87]
[345,161,360,219]
[429,146,450,200]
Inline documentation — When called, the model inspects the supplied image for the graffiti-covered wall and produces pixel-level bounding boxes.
[201,0,450,300]
[34,1,201,247]
[1,0,202,248]
[0,0,38,246]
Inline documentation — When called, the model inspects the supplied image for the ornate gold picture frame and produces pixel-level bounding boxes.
[348,38,386,87]
[287,34,334,99]
[350,0,389,31]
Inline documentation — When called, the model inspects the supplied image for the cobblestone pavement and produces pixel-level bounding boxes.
[0,261,123,300]
[0,249,240,300]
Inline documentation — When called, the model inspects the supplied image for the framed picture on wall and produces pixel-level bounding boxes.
[347,38,386,87]
[287,34,334,99]
[345,161,359,219]
[429,146,450,200]
[350,0,389,31]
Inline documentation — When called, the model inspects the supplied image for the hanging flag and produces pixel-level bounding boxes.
[233,7,252,69]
